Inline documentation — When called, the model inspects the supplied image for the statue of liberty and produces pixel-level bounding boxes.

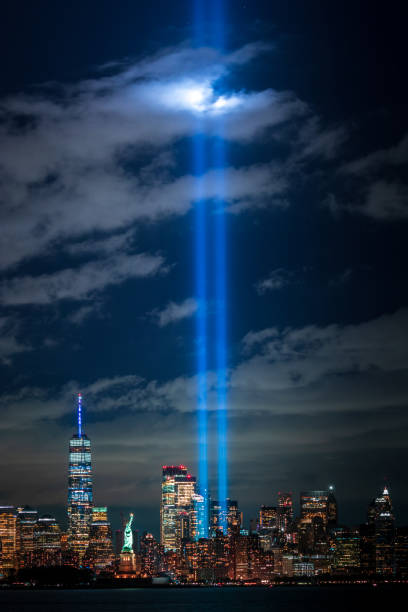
[121,513,134,553]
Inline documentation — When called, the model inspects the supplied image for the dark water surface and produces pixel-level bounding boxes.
[0,586,400,612]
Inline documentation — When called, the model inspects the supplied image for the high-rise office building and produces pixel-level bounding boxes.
[17,506,38,568]
[210,498,239,537]
[259,506,278,530]
[298,491,330,558]
[395,526,408,578]
[368,486,395,575]
[259,506,280,550]
[85,507,114,573]
[277,492,293,533]
[161,465,182,551]
[227,499,241,535]
[33,515,62,567]
[160,465,196,552]
[300,490,329,524]
[67,394,93,563]
[189,493,209,541]
[332,527,360,574]
[210,500,222,536]
[140,531,162,576]
[327,485,338,527]
[233,533,261,582]
[0,506,19,576]
[359,522,376,575]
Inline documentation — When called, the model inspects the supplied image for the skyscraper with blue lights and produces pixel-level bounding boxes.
[67,393,93,562]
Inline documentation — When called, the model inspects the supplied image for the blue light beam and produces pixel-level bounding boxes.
[193,0,209,539]
[211,0,228,534]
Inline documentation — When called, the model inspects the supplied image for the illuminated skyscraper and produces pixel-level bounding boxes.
[160,465,196,552]
[368,486,395,575]
[161,465,185,551]
[277,492,293,533]
[210,500,222,536]
[332,527,360,575]
[259,506,278,530]
[258,505,279,551]
[0,506,18,576]
[85,507,114,573]
[395,527,408,578]
[67,393,93,563]
[300,490,329,524]
[190,493,209,541]
[33,515,61,567]
[140,531,162,576]
[17,506,38,568]
[227,499,241,535]
[327,485,338,527]
[299,491,330,557]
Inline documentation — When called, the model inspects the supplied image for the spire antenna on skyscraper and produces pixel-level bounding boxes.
[77,393,82,437]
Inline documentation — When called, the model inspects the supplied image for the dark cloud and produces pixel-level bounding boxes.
[0,316,30,364]
[149,298,198,327]
[0,251,166,305]
[341,132,408,175]
[255,268,293,294]
[326,181,408,220]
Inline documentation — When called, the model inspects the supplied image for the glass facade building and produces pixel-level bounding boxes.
[333,527,360,574]
[160,465,196,552]
[210,498,239,536]
[67,394,93,563]
[85,506,114,573]
[140,531,162,576]
[0,506,18,576]
[300,490,329,524]
[328,486,338,526]
[17,506,38,568]
[278,492,293,533]
[33,515,61,567]
[259,505,278,530]
[370,486,395,575]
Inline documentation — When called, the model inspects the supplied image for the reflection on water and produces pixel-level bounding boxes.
[0,585,402,612]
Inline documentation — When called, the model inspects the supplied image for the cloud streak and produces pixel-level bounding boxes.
[0,252,166,305]
[150,298,198,327]
[255,268,293,294]
[0,317,30,364]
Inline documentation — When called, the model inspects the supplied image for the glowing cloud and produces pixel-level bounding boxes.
[158,79,241,114]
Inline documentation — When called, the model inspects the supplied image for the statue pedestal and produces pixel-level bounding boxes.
[116,551,139,578]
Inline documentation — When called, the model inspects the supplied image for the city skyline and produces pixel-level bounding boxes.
[0,397,404,539]
[1,0,408,551]
[1,393,407,535]
[0,386,405,583]
[0,424,405,583]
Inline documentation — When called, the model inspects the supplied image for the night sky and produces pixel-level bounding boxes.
[1,0,408,536]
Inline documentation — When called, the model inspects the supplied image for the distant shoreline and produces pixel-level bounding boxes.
[1,581,408,590]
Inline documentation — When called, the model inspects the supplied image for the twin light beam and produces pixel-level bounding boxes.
[193,0,228,536]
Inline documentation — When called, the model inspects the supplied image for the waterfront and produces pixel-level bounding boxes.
[0,586,405,612]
